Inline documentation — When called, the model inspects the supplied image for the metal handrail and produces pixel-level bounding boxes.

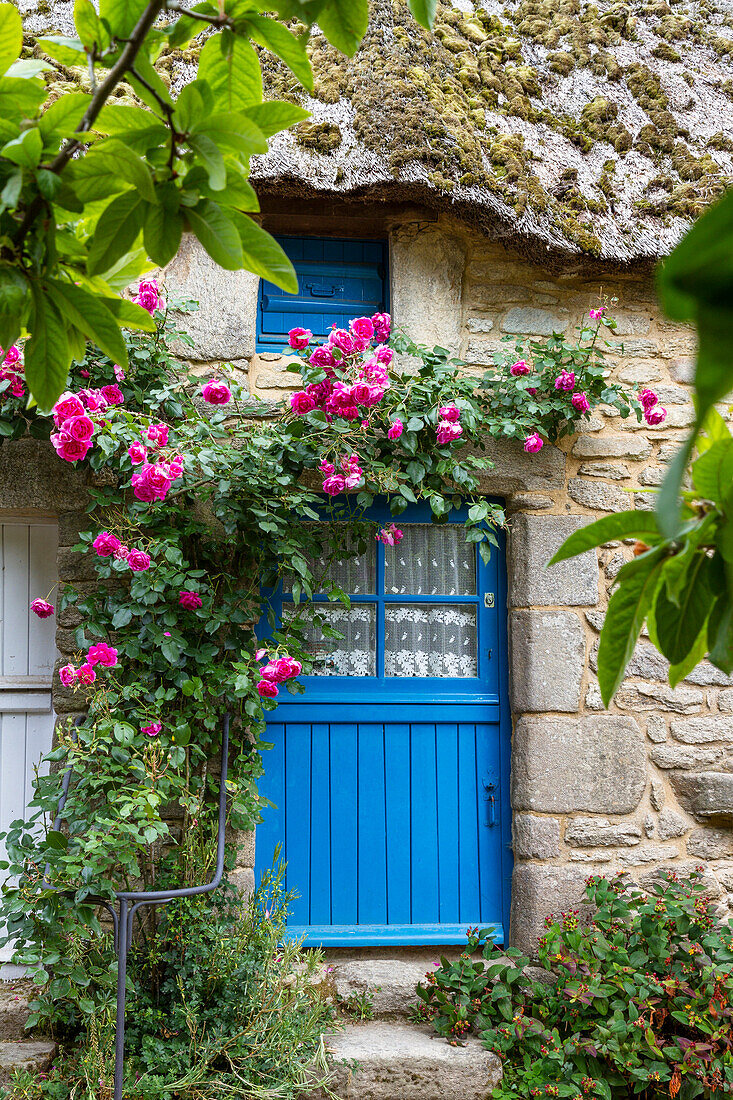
[41,712,230,1100]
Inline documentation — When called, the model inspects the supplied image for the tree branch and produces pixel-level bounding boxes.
[164,2,233,27]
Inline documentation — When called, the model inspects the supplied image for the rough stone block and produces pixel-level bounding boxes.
[510,610,585,712]
[228,867,255,902]
[657,808,689,839]
[512,716,646,814]
[613,314,651,336]
[617,844,679,865]
[330,959,438,1017]
[510,865,592,957]
[650,779,666,809]
[501,307,568,336]
[0,438,88,512]
[671,718,733,743]
[568,478,631,512]
[670,772,733,818]
[646,715,668,742]
[304,1021,502,1100]
[669,358,694,384]
[474,437,565,495]
[687,827,733,858]
[391,228,466,354]
[578,462,631,480]
[466,317,495,333]
[0,1040,56,1082]
[509,514,598,607]
[615,683,703,713]
[618,363,662,384]
[626,643,668,681]
[572,436,652,460]
[650,746,724,769]
[512,814,561,859]
[163,234,258,360]
[684,663,733,687]
[564,817,641,847]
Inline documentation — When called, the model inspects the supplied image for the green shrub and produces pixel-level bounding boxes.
[8,863,334,1100]
[416,871,733,1100]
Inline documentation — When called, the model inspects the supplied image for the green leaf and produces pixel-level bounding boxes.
[655,554,713,665]
[183,164,259,211]
[74,141,155,203]
[87,190,146,276]
[691,439,733,502]
[37,36,87,66]
[317,0,369,55]
[198,31,262,110]
[74,0,108,50]
[656,433,697,540]
[708,597,733,674]
[669,620,709,689]
[188,133,227,191]
[45,279,128,366]
[597,547,667,706]
[245,99,310,138]
[1,128,42,168]
[174,80,210,132]
[0,76,45,119]
[45,830,68,850]
[102,295,156,332]
[161,638,182,664]
[111,607,133,628]
[143,202,183,267]
[192,111,268,155]
[39,91,89,139]
[244,16,313,90]
[407,0,438,29]
[548,511,660,565]
[93,103,169,147]
[98,0,148,37]
[228,210,298,291]
[25,289,70,411]
[185,200,243,270]
[0,3,22,78]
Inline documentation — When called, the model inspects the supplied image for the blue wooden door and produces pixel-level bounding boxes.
[256,504,511,945]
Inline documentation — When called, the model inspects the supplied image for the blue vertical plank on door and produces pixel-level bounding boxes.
[457,725,481,924]
[309,724,331,925]
[330,723,358,925]
[436,724,460,924]
[385,722,411,925]
[257,723,285,880]
[285,723,312,925]
[410,724,439,924]
[476,722,502,923]
[358,724,387,924]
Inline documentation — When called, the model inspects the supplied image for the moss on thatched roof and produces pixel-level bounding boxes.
[25,0,733,261]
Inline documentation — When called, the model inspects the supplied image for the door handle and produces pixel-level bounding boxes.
[304,282,344,297]
[482,778,497,828]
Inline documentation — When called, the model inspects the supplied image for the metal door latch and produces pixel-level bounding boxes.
[484,592,495,608]
[482,777,497,827]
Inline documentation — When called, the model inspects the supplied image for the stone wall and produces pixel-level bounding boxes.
[164,214,733,954]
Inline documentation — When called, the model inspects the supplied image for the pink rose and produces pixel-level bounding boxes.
[388,419,403,440]
[141,721,162,737]
[146,422,169,447]
[128,442,147,465]
[101,384,124,406]
[319,459,335,475]
[374,345,393,366]
[308,346,336,370]
[66,415,95,442]
[639,388,658,411]
[290,391,317,415]
[167,455,184,478]
[131,462,172,503]
[436,421,463,446]
[571,392,590,412]
[114,545,130,561]
[93,531,121,556]
[306,380,333,406]
[114,364,125,382]
[127,549,152,572]
[510,360,530,376]
[376,523,403,547]
[51,430,91,463]
[589,306,606,320]
[322,474,346,496]
[527,387,537,397]
[554,370,575,392]
[3,346,20,367]
[179,590,203,610]
[257,679,279,698]
[350,316,375,342]
[78,388,107,412]
[255,647,267,660]
[288,327,312,350]
[202,379,231,405]
[438,403,461,422]
[645,406,667,425]
[87,642,118,667]
[53,392,85,426]
[275,656,302,680]
[328,328,356,356]
[30,598,54,618]
[134,279,164,315]
[76,663,96,685]
[371,312,391,341]
[10,378,24,398]
[59,664,77,686]
[524,432,544,453]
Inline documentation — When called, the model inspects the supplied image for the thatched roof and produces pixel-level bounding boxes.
[25,0,733,262]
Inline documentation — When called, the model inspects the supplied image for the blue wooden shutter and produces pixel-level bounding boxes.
[257,236,388,352]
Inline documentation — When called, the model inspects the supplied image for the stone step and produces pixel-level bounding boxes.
[329,957,437,1018]
[0,981,32,1042]
[0,1040,57,1085]
[305,1021,501,1100]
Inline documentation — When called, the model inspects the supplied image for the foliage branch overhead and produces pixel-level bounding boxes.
[0,0,434,412]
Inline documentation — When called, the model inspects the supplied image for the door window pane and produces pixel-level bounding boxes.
[286,604,376,676]
[283,527,376,595]
[384,525,476,596]
[385,604,478,678]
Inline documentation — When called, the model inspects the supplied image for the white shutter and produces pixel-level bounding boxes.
[0,520,58,965]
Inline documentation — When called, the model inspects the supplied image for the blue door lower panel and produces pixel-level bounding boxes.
[255,708,506,945]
